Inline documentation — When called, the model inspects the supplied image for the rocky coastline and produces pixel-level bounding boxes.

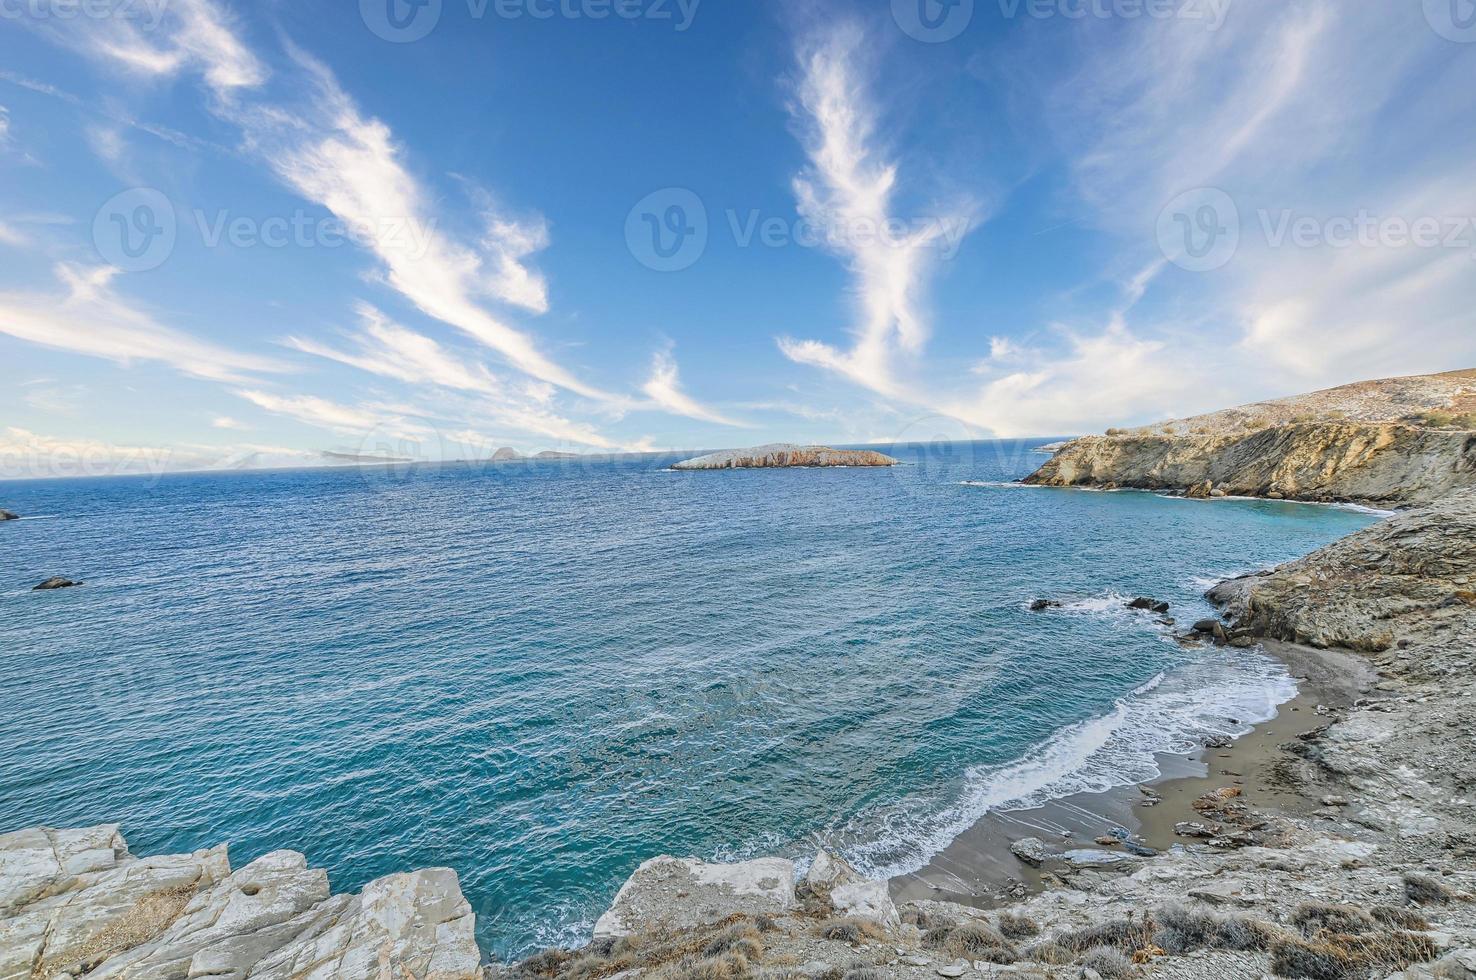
[1025,370,1476,506]
[8,491,1472,979]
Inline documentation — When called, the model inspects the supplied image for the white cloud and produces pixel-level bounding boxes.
[285,304,502,395]
[223,51,607,401]
[234,388,402,436]
[211,415,248,430]
[0,264,288,383]
[777,23,978,399]
[64,0,266,98]
[640,349,745,427]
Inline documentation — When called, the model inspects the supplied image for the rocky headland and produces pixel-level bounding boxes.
[1025,370,1476,505]
[672,445,899,470]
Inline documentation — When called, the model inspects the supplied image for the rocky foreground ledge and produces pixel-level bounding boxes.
[672,445,898,470]
[0,827,480,980]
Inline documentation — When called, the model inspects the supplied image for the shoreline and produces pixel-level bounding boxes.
[889,638,1377,910]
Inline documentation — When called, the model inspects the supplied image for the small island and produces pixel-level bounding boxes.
[672,443,898,470]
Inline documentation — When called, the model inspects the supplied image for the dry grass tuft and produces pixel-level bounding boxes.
[995,912,1040,940]
[1079,946,1136,979]
[922,922,1017,963]
[815,917,885,945]
[511,915,771,980]
[1270,930,1439,980]
[1291,902,1377,936]
[1404,872,1455,906]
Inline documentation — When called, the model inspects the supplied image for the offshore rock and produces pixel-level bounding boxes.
[672,444,898,470]
[33,577,80,591]
[0,510,18,521]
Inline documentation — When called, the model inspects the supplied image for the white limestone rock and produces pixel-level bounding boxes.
[0,841,229,980]
[0,825,129,913]
[86,850,330,980]
[829,879,900,930]
[592,856,795,939]
[245,868,479,980]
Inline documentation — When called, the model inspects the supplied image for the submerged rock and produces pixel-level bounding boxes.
[593,856,796,939]
[33,577,80,591]
[672,444,898,470]
[1029,599,1062,611]
[1127,597,1171,613]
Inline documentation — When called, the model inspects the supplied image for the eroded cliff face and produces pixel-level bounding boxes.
[1206,487,1476,652]
[1024,423,1476,506]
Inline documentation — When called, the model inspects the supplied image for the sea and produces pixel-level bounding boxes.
[0,441,1380,960]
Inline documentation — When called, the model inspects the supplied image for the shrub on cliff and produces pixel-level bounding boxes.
[996,912,1040,939]
[1291,902,1378,936]
[1078,946,1135,978]
[923,922,1017,962]
[1404,872,1455,905]
[1270,930,1438,980]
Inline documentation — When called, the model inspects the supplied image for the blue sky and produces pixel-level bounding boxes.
[2,0,1475,477]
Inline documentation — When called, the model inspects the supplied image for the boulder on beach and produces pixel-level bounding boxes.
[672,444,898,470]
[804,850,898,928]
[33,577,80,591]
[593,856,796,939]
[1009,837,1048,867]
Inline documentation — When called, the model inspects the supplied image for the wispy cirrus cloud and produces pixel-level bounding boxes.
[0,264,287,384]
[641,348,746,427]
[777,22,978,400]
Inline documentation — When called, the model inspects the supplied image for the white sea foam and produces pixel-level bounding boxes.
[828,647,1296,880]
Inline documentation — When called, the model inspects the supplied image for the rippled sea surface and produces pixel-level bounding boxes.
[0,443,1377,959]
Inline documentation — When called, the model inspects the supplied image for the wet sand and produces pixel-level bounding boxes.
[889,638,1377,908]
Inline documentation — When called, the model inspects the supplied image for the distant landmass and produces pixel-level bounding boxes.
[321,451,414,464]
[491,448,582,462]
[672,444,898,470]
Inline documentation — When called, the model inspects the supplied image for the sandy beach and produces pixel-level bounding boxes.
[890,638,1379,909]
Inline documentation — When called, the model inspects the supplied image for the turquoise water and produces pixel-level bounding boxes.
[0,442,1377,960]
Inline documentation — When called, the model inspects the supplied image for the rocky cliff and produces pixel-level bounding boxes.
[1025,423,1476,506]
[672,444,898,470]
[1207,488,1476,651]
